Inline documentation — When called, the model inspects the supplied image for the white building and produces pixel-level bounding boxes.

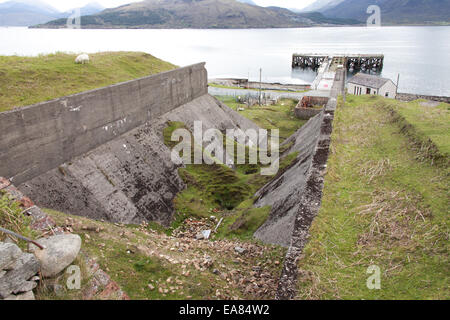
[347,73,397,98]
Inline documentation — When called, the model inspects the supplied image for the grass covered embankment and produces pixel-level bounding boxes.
[0,52,176,112]
[160,97,304,241]
[296,95,449,299]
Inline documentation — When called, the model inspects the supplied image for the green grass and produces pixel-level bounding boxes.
[43,208,286,300]
[0,52,176,112]
[43,209,235,300]
[394,99,450,156]
[216,96,307,141]
[296,95,449,300]
[0,192,39,250]
[214,199,271,241]
[163,113,303,241]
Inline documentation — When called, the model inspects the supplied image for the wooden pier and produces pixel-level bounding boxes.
[292,53,384,72]
[292,54,328,70]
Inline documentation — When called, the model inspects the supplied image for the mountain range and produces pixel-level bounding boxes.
[0,0,104,26]
[305,0,450,25]
[300,0,344,13]
[6,0,448,28]
[33,0,359,29]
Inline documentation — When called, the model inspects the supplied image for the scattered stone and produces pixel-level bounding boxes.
[234,246,246,254]
[29,234,82,278]
[0,252,40,299]
[4,290,35,300]
[0,243,22,270]
[13,280,37,294]
[0,177,11,189]
[30,276,40,281]
[202,230,211,240]
[196,233,204,240]
[148,284,155,290]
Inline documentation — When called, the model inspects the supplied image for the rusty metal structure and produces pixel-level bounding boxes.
[293,53,384,72]
[292,54,328,70]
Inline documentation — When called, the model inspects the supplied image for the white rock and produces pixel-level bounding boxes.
[195,233,204,240]
[202,230,211,240]
[13,280,37,294]
[4,291,35,300]
[0,243,22,270]
[234,246,246,254]
[29,234,81,278]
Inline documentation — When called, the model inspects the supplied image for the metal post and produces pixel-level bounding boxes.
[396,73,400,98]
[0,226,45,250]
[259,68,262,106]
[342,58,347,106]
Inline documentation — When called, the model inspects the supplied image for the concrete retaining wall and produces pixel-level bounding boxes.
[18,95,260,226]
[294,108,323,120]
[0,63,208,185]
[294,96,329,120]
[396,93,450,103]
[274,69,343,299]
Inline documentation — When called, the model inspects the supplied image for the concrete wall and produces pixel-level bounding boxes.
[294,96,329,120]
[294,107,323,120]
[275,69,343,299]
[0,63,208,185]
[18,95,260,226]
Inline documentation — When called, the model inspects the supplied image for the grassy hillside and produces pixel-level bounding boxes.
[393,100,450,157]
[296,95,449,299]
[0,52,176,113]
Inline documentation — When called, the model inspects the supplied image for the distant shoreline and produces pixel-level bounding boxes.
[27,23,450,30]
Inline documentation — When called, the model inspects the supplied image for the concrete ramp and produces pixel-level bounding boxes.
[253,112,324,247]
[18,94,259,226]
[254,69,343,250]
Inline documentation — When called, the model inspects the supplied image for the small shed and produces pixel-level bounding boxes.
[347,73,397,98]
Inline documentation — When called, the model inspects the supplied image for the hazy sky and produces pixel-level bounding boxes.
[0,0,316,12]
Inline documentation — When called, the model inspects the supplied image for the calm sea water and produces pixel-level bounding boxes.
[0,26,449,96]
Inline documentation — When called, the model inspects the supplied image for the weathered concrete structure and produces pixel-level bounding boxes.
[0,63,207,185]
[0,63,261,226]
[294,96,329,120]
[252,67,344,299]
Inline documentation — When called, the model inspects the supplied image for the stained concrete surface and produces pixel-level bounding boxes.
[18,95,260,226]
